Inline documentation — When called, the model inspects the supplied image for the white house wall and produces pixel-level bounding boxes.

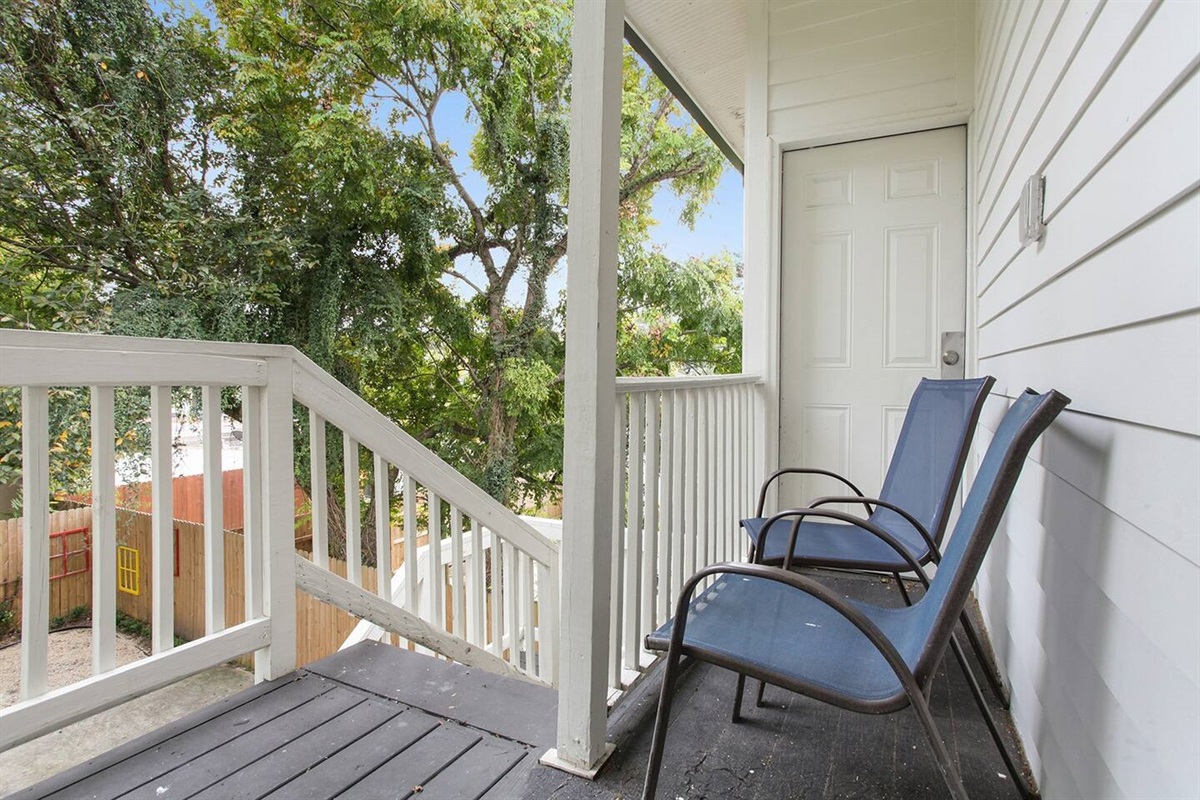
[766,0,975,143]
[970,1,1199,797]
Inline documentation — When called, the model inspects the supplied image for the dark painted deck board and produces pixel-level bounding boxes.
[306,643,558,748]
[190,698,401,800]
[417,737,529,800]
[336,722,482,800]
[31,675,326,800]
[121,687,365,800]
[258,709,442,800]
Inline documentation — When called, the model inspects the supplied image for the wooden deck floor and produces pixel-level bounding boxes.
[6,573,1031,800]
[6,642,556,800]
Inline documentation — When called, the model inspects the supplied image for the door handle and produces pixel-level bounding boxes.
[940,331,965,379]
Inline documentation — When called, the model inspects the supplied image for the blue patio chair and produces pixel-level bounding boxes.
[742,377,1009,705]
[643,388,1070,800]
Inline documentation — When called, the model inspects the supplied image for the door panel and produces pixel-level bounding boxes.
[779,127,967,509]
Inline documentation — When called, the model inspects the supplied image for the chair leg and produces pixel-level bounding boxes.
[907,685,971,800]
[733,674,746,722]
[756,678,767,707]
[958,609,1012,708]
[947,634,1040,800]
[893,572,914,606]
[642,641,687,800]
[893,571,1010,709]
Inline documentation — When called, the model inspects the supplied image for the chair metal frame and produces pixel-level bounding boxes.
[643,389,1071,800]
[744,377,1009,705]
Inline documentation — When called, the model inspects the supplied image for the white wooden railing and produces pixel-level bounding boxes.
[608,374,761,702]
[0,330,558,750]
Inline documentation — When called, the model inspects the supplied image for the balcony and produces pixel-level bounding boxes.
[0,330,1035,799]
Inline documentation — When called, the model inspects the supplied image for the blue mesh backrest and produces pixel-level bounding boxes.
[899,389,1069,677]
[872,378,992,549]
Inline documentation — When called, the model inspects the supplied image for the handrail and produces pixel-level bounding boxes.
[615,373,762,392]
[0,331,558,568]
[291,353,558,567]
[0,328,294,359]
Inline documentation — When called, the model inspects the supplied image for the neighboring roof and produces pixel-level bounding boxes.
[625,0,747,169]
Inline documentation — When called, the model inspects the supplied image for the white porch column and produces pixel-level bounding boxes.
[741,1,776,497]
[540,0,623,778]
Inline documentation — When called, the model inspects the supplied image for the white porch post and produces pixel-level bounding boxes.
[741,1,776,498]
[540,0,623,778]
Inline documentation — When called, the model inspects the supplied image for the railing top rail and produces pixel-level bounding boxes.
[0,329,294,360]
[291,351,559,567]
[615,373,763,393]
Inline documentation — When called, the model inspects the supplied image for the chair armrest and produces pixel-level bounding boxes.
[755,468,874,518]
[754,508,930,585]
[662,562,924,700]
[808,496,940,564]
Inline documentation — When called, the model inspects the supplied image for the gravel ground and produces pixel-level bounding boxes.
[0,628,148,709]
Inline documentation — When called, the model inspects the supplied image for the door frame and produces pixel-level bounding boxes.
[756,118,980,502]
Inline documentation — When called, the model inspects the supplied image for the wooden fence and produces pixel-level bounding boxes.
[0,507,94,622]
[0,507,374,669]
[68,470,314,538]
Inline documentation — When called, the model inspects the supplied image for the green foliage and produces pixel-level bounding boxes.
[115,610,151,640]
[1,0,739,518]
[49,604,90,629]
[0,582,18,638]
[0,0,246,306]
[617,249,743,377]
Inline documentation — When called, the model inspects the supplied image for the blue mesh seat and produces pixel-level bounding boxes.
[743,377,994,574]
[743,377,1009,706]
[643,388,1070,800]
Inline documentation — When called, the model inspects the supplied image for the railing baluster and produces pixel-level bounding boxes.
[150,385,174,654]
[469,519,485,646]
[539,558,558,686]
[202,385,225,635]
[659,390,675,623]
[20,387,49,701]
[609,396,627,691]
[623,392,644,674]
[521,551,535,676]
[505,538,519,667]
[450,506,465,639]
[309,409,329,569]
[642,391,659,646]
[700,388,705,575]
[490,534,505,656]
[720,386,729,563]
[242,386,264,624]
[739,385,750,561]
[91,386,117,675]
[374,453,391,602]
[670,390,685,609]
[404,475,419,617]
[343,434,362,586]
[684,389,698,582]
[711,387,721,566]
[429,493,444,633]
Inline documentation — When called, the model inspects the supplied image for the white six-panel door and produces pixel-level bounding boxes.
[778,126,967,509]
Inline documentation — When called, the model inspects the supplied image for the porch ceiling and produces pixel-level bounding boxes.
[625,0,748,160]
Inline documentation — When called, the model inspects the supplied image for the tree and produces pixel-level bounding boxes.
[1,0,738,522]
[617,248,743,377]
[0,0,265,313]
[219,0,727,506]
